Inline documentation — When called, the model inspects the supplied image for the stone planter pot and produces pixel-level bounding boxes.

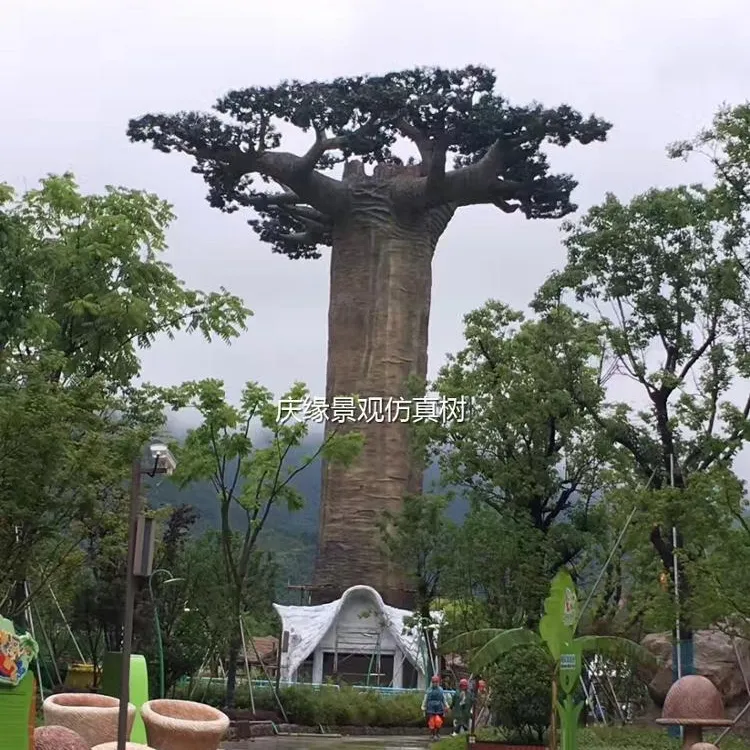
[141,699,230,750]
[43,693,135,748]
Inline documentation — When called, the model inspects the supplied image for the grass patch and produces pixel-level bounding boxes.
[435,727,750,750]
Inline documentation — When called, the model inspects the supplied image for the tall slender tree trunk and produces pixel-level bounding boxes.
[312,163,453,608]
[225,634,240,709]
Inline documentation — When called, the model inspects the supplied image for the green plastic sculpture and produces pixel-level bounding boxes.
[539,571,583,750]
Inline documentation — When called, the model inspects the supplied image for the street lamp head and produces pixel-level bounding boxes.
[163,577,184,585]
[147,443,177,476]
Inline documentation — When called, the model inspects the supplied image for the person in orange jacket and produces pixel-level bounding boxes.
[421,674,450,741]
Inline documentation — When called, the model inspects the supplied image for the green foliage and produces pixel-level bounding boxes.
[0,174,249,383]
[379,493,454,618]
[419,301,608,623]
[533,166,750,632]
[449,627,542,672]
[158,378,361,705]
[419,301,606,527]
[175,682,424,727]
[669,103,750,235]
[439,507,548,631]
[539,569,576,661]
[536,183,750,491]
[128,65,610,259]
[0,173,249,617]
[489,645,554,744]
[442,569,656,708]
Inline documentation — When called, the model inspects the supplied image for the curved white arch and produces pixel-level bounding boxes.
[274,585,442,682]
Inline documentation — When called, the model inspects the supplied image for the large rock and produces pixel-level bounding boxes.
[34,725,88,750]
[642,630,750,707]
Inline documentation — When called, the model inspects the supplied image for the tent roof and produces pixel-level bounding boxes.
[273,585,442,678]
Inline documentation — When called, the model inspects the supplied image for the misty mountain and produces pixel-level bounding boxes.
[147,432,467,601]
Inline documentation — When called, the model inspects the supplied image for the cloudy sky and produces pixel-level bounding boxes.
[5,0,750,443]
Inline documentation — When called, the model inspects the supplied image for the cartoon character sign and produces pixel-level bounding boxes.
[0,616,38,687]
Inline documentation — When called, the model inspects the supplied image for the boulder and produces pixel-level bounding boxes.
[641,630,750,707]
[34,725,88,750]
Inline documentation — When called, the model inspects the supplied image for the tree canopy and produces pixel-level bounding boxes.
[0,173,251,616]
[127,65,611,258]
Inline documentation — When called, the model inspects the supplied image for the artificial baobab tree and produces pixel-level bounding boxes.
[128,65,610,607]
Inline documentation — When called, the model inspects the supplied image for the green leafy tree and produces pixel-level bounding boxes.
[669,103,750,247]
[440,506,550,632]
[535,182,750,650]
[379,494,454,675]
[379,494,453,620]
[69,499,176,686]
[127,65,610,602]
[420,300,608,622]
[161,379,362,706]
[173,528,280,693]
[654,104,750,639]
[443,571,657,750]
[0,174,250,618]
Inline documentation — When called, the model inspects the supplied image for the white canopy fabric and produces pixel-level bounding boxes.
[273,585,443,680]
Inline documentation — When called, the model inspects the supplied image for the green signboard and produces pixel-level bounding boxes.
[560,654,577,671]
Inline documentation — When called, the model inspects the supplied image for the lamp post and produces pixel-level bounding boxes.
[148,569,184,700]
[117,444,177,750]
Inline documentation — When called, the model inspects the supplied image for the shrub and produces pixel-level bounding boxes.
[489,644,554,744]
[172,681,424,726]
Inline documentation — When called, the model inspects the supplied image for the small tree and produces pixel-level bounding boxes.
[162,379,362,707]
[379,494,453,674]
[441,506,550,632]
[128,66,610,601]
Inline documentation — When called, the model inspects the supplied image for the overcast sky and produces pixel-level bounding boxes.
[5,0,750,464]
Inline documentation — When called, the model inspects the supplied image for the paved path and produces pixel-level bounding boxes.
[222,736,430,750]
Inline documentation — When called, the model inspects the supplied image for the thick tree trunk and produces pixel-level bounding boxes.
[312,168,441,608]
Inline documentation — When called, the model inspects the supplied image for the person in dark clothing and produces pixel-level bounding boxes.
[421,674,449,741]
[451,678,474,735]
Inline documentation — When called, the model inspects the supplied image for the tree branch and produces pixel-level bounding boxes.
[299,122,381,172]
[428,140,525,208]
[253,151,347,215]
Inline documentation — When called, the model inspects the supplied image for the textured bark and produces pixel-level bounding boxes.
[312,163,453,608]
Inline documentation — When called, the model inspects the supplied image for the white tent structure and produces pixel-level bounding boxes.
[274,585,443,689]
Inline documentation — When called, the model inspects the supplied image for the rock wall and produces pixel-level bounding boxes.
[641,630,750,707]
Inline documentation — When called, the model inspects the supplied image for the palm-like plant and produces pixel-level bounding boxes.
[441,571,659,750]
[444,626,656,674]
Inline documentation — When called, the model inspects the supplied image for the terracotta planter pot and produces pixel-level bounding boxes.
[93,744,156,750]
[43,693,135,748]
[141,699,229,750]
